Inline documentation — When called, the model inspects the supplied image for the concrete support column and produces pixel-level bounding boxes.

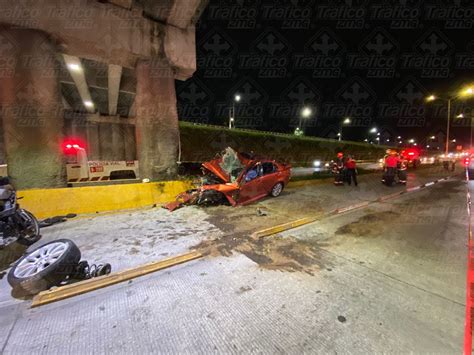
[111,123,125,160]
[124,125,136,161]
[0,29,66,189]
[86,123,100,160]
[135,59,179,180]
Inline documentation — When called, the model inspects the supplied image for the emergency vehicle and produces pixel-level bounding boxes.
[400,147,421,168]
[63,140,139,185]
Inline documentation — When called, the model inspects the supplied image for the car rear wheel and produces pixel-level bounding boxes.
[270,183,284,197]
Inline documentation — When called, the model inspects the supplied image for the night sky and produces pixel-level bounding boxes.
[176,0,474,149]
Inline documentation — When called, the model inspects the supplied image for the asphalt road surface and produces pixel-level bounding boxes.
[0,166,469,353]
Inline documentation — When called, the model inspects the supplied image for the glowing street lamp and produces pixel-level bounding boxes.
[294,127,303,136]
[229,94,242,129]
[339,117,351,141]
[425,86,474,155]
[296,106,313,136]
[301,107,312,118]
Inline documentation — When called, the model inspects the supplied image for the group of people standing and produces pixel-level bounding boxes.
[382,149,407,185]
[331,150,409,188]
[332,152,358,186]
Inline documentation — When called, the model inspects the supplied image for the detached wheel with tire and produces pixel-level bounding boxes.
[270,182,284,197]
[8,239,81,295]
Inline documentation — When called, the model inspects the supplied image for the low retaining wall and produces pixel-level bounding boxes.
[18,180,194,219]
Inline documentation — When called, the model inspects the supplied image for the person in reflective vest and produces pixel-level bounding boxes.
[332,152,345,186]
[382,150,399,184]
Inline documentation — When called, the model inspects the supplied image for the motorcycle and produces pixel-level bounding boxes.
[0,177,41,249]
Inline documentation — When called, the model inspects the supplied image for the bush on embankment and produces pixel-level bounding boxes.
[179,122,391,166]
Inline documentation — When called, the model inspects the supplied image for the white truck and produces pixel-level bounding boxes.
[64,143,139,185]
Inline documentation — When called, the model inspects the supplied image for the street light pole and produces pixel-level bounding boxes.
[339,117,351,141]
[296,107,312,136]
[446,98,451,156]
[229,94,241,129]
[469,113,474,150]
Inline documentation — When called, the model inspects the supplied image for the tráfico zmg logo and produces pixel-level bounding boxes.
[323,77,376,119]
[176,78,213,122]
[379,78,427,128]
[369,0,421,29]
[401,29,454,78]
[270,77,321,127]
[293,28,345,78]
[425,0,474,29]
[197,28,236,78]
[239,28,291,78]
[216,78,268,128]
[347,27,399,78]
[206,0,257,29]
[261,0,314,29]
[314,0,367,29]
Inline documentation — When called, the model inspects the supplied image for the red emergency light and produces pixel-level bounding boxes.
[62,138,85,154]
[464,157,470,166]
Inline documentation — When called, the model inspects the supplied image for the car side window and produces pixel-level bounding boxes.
[245,164,262,182]
[262,162,276,175]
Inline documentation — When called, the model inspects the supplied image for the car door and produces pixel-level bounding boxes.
[259,162,279,193]
[238,163,266,204]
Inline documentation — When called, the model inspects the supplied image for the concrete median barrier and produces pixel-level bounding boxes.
[18,180,194,219]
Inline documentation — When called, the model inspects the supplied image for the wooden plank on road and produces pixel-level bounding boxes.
[31,251,203,308]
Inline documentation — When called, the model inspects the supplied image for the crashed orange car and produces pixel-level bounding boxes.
[165,148,291,211]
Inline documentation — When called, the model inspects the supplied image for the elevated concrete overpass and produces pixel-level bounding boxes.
[0,0,208,188]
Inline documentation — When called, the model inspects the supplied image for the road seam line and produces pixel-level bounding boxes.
[253,176,452,238]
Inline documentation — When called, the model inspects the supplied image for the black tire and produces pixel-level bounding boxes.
[16,209,41,246]
[196,190,227,205]
[270,182,284,197]
[8,239,81,295]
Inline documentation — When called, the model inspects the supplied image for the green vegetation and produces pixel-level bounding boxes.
[179,122,391,166]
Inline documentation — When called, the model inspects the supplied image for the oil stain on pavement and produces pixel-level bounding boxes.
[192,234,330,275]
[335,211,400,238]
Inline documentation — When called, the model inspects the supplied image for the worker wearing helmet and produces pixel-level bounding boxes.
[332,152,345,186]
[382,150,399,185]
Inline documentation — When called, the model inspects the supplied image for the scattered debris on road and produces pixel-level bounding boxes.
[164,147,291,211]
[39,213,77,228]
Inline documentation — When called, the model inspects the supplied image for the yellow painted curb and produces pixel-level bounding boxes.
[32,251,203,308]
[252,215,322,238]
[18,180,194,219]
